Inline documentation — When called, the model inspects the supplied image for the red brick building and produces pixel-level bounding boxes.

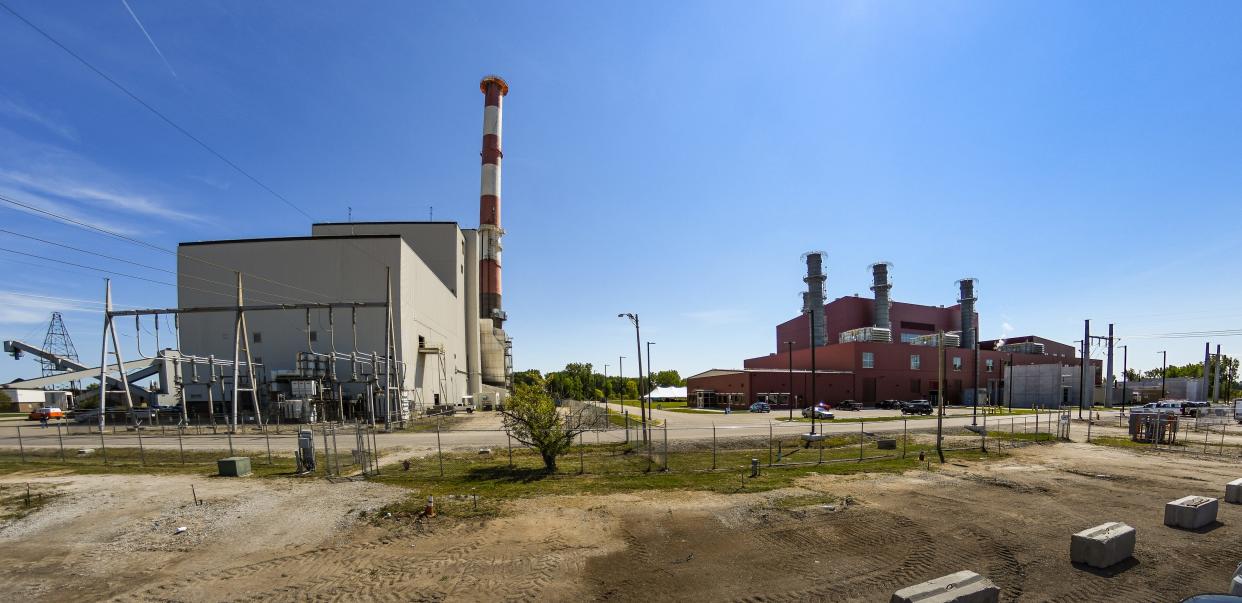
[687,295,1098,408]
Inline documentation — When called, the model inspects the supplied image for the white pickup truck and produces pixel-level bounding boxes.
[1234,399,1242,424]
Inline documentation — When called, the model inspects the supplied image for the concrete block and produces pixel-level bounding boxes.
[1164,495,1218,530]
[1070,522,1135,568]
[217,456,252,477]
[890,570,999,603]
[1226,478,1242,504]
[877,439,897,450]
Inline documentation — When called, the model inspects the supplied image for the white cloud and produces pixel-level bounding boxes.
[0,96,77,141]
[0,184,145,236]
[0,170,205,223]
[0,292,99,324]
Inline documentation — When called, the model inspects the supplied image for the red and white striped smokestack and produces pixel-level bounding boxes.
[479,75,508,326]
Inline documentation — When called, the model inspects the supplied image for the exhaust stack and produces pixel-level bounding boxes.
[870,262,893,330]
[957,278,978,349]
[803,251,827,348]
[479,75,508,326]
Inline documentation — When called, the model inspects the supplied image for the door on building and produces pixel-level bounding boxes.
[862,378,876,403]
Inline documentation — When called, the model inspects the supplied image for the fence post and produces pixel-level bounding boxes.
[266,424,273,465]
[137,425,147,466]
[331,427,340,475]
[902,419,908,459]
[768,422,773,467]
[663,423,669,471]
[56,422,66,462]
[712,422,717,470]
[507,428,513,468]
[321,426,331,476]
[981,412,987,452]
[1221,423,1227,455]
[579,432,584,475]
[16,426,25,463]
[227,429,235,458]
[858,420,864,462]
[178,426,185,464]
[100,429,108,465]
[436,418,444,477]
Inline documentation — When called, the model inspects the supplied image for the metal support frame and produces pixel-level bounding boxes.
[98,279,136,431]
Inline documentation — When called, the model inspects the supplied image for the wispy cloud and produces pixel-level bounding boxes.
[188,174,232,191]
[682,309,750,326]
[0,184,144,235]
[0,291,100,324]
[0,170,205,223]
[120,0,178,78]
[0,95,77,141]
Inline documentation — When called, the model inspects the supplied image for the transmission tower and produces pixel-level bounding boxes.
[41,312,81,390]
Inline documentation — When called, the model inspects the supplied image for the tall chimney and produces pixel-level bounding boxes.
[479,75,508,327]
[957,278,977,349]
[870,262,893,330]
[803,251,827,348]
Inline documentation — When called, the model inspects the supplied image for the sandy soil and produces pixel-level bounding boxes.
[1,442,1240,601]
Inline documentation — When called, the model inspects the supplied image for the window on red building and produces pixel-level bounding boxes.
[910,355,920,370]
[862,352,874,369]
[986,359,994,372]
[952,357,962,371]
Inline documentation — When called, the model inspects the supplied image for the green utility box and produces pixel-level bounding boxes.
[217,456,253,477]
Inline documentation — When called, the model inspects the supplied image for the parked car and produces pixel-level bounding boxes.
[802,406,834,420]
[72,409,102,424]
[878,399,903,410]
[749,401,771,413]
[1182,401,1210,416]
[839,400,863,411]
[27,407,64,421]
[900,400,934,415]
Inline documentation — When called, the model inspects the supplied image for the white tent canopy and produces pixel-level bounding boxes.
[648,386,687,400]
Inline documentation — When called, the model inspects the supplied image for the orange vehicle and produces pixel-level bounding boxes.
[27,407,65,420]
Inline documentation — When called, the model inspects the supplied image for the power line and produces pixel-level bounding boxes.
[0,193,335,302]
[0,247,289,305]
[0,227,314,304]
[0,0,313,221]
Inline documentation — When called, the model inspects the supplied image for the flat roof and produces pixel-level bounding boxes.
[312,221,459,226]
[179,234,401,247]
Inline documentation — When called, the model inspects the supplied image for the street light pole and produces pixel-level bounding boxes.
[1118,346,1127,409]
[646,341,656,422]
[603,364,610,415]
[785,341,794,421]
[1159,350,1167,399]
[1006,352,1014,412]
[619,314,646,444]
[971,341,979,426]
[936,330,945,463]
[808,313,818,435]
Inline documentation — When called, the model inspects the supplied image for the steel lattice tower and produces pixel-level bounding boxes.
[41,312,80,390]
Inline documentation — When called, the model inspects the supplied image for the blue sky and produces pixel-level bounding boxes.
[1,1,1240,384]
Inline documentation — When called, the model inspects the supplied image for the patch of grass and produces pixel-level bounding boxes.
[403,416,472,432]
[0,447,302,478]
[0,482,62,521]
[605,408,662,428]
[372,441,1006,521]
[666,408,749,415]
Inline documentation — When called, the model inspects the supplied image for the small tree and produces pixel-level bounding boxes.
[501,383,602,472]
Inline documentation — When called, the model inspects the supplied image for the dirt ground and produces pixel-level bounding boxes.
[1,442,1239,602]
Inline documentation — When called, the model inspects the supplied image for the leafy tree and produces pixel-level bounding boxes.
[500,383,601,472]
[512,369,544,389]
[653,370,684,387]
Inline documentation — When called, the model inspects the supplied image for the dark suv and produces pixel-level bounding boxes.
[878,399,903,410]
[900,400,934,415]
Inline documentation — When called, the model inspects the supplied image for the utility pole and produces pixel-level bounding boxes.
[786,341,794,421]
[1202,342,1211,403]
[1119,345,1128,408]
[603,364,609,414]
[1006,352,1014,412]
[1080,320,1089,421]
[618,314,645,444]
[646,341,656,422]
[809,312,818,435]
[1105,323,1114,408]
[936,330,945,463]
[971,341,979,426]
[1159,350,1167,399]
[1212,344,1222,404]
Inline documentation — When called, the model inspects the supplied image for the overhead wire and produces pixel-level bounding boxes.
[0,3,396,276]
[0,227,316,304]
[0,193,334,303]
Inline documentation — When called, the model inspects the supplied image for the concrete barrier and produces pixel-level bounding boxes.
[1226,478,1242,504]
[1232,562,1242,596]
[1164,495,1218,530]
[1070,522,1135,568]
[890,570,999,603]
[877,439,897,450]
[217,456,253,477]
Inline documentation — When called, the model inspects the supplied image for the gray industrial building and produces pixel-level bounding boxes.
[1004,364,1097,409]
[176,77,515,420]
